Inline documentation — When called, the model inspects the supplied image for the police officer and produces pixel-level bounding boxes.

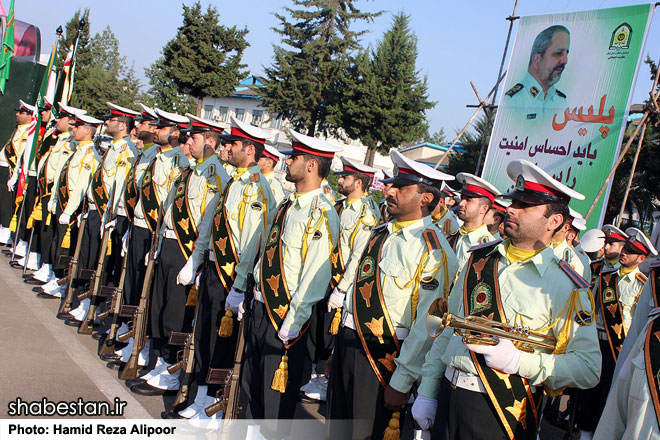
[413,159,600,440]
[28,103,82,287]
[41,113,102,298]
[446,173,499,276]
[378,168,394,224]
[483,199,509,240]
[259,144,287,205]
[241,129,341,439]
[0,100,34,245]
[170,116,273,416]
[432,182,461,237]
[551,207,591,280]
[327,149,457,439]
[577,227,657,439]
[503,25,569,122]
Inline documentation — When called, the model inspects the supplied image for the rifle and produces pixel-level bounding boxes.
[57,199,89,317]
[120,210,163,380]
[97,248,129,356]
[23,222,35,275]
[204,273,254,419]
[9,188,27,262]
[166,302,199,411]
[78,184,117,335]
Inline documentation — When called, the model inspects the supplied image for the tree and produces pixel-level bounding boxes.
[158,1,249,116]
[445,114,491,177]
[56,9,90,71]
[143,58,197,114]
[340,12,434,165]
[261,0,380,137]
[428,128,447,145]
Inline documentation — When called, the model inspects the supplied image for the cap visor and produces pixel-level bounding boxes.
[498,191,556,206]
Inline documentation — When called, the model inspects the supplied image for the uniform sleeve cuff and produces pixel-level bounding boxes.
[388,370,414,394]
[518,351,540,380]
[417,377,441,399]
[232,274,247,292]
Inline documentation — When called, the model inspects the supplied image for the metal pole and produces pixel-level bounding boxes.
[434,72,507,170]
[475,0,520,174]
[615,122,647,227]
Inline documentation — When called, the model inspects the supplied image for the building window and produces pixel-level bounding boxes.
[217,106,229,122]
[235,108,246,121]
[252,110,264,126]
[269,113,282,129]
[203,105,213,120]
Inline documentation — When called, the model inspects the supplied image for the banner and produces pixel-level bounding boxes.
[482,5,654,229]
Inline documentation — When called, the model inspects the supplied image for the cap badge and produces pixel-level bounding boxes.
[530,86,539,98]
[393,165,399,177]
[515,175,525,192]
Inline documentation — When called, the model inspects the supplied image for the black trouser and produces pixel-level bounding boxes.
[303,296,334,381]
[240,300,308,437]
[193,262,239,397]
[78,209,101,272]
[576,338,616,432]
[150,238,194,364]
[52,207,79,278]
[18,177,38,243]
[123,224,150,306]
[105,215,129,287]
[327,326,395,440]
[0,165,14,228]
[433,377,508,440]
[36,188,54,260]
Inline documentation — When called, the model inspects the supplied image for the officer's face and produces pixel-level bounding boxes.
[56,116,73,133]
[189,133,206,159]
[386,183,429,220]
[155,126,175,145]
[457,195,488,222]
[16,111,31,125]
[285,154,308,183]
[505,201,562,247]
[533,31,569,88]
[72,124,92,141]
[228,140,253,167]
[219,142,231,162]
[604,240,624,260]
[40,109,51,124]
[258,156,275,174]
[619,245,645,268]
[337,174,357,196]
[105,117,124,137]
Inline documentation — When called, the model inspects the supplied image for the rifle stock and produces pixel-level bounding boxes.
[120,211,163,381]
[77,226,112,335]
[57,202,88,316]
[170,301,199,409]
[98,251,129,356]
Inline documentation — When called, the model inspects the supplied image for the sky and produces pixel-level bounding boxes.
[14,0,660,137]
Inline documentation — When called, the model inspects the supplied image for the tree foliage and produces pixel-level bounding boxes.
[143,58,197,114]
[60,10,141,116]
[261,0,380,136]
[445,113,492,177]
[340,12,434,165]
[155,1,249,115]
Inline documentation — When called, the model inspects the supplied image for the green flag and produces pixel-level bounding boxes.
[0,0,15,94]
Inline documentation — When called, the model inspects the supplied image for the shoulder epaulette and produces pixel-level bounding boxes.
[650,259,660,269]
[558,260,590,289]
[636,272,648,284]
[422,228,441,252]
[250,172,260,183]
[601,267,618,275]
[555,89,566,98]
[505,83,524,97]
[469,238,503,253]
[649,307,660,318]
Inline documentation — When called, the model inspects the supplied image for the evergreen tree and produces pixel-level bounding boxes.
[341,12,434,165]
[428,128,447,145]
[158,1,249,116]
[262,0,380,137]
[143,57,197,114]
[56,9,90,71]
[445,114,490,176]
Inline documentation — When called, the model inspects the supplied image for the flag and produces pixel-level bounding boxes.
[16,38,58,198]
[60,44,73,104]
[0,0,15,94]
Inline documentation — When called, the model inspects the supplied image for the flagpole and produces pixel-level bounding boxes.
[65,18,85,103]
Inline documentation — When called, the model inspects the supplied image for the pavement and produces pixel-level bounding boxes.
[0,249,577,438]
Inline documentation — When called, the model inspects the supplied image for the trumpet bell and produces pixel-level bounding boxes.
[426,297,449,338]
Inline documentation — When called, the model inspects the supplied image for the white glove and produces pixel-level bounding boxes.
[103,219,116,236]
[195,272,202,290]
[7,174,17,191]
[144,248,160,266]
[465,338,521,374]
[277,326,299,345]
[77,213,82,227]
[327,288,346,312]
[411,394,437,431]
[58,213,71,225]
[47,199,56,214]
[237,301,245,321]
[176,257,200,286]
[121,230,129,257]
[225,287,244,313]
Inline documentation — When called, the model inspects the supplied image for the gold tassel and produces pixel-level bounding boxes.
[383,411,400,440]
[32,201,42,221]
[45,212,52,226]
[9,195,24,232]
[271,351,289,393]
[61,225,71,249]
[106,238,112,256]
[185,285,198,306]
[26,214,34,230]
[329,307,341,335]
[218,308,234,338]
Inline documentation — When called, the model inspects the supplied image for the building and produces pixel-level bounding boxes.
[399,142,466,168]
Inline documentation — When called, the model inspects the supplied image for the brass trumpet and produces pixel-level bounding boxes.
[425,297,556,353]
